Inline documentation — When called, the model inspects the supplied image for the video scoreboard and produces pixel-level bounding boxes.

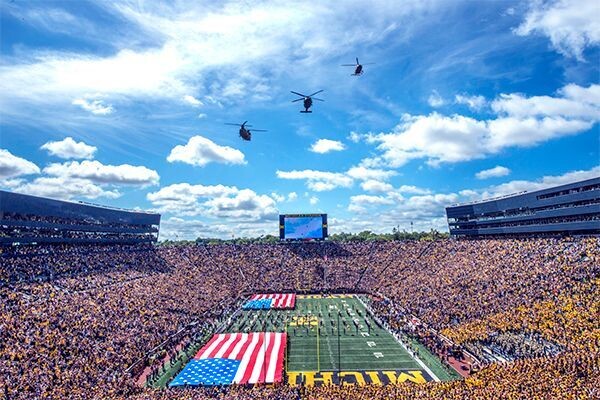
[279,214,328,240]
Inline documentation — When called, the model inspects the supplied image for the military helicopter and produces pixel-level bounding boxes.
[341,57,375,76]
[224,121,267,141]
[290,90,324,113]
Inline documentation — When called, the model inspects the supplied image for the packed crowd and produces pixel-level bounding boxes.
[0,237,597,399]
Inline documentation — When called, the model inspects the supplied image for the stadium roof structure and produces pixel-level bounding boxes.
[0,190,160,245]
[445,177,600,237]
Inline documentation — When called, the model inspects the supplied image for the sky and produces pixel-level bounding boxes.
[0,0,598,239]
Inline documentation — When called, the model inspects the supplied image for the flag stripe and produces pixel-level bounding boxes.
[188,332,287,385]
[194,334,224,359]
[275,333,286,382]
[213,333,238,358]
[222,333,245,359]
[266,332,281,381]
[249,332,271,384]
[259,332,277,383]
[230,332,253,360]
[204,333,231,358]
[235,332,263,384]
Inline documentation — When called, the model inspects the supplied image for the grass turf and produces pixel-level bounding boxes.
[225,295,431,375]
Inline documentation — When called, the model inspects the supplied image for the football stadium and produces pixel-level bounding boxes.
[1,1,599,399]
[1,183,599,399]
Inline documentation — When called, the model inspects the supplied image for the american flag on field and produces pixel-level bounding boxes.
[169,332,287,387]
[242,293,296,309]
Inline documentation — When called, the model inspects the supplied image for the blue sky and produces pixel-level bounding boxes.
[0,0,598,239]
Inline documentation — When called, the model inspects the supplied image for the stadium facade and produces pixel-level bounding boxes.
[446,177,600,237]
[0,190,160,245]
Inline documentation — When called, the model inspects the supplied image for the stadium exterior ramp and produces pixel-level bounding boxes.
[0,190,160,245]
[446,177,600,237]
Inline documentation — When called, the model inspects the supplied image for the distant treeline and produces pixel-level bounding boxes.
[159,229,449,246]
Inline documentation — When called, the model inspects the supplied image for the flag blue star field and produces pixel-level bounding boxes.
[242,293,296,310]
[170,358,240,386]
[169,332,287,387]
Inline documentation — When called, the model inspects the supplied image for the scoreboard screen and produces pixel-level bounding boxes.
[279,214,328,240]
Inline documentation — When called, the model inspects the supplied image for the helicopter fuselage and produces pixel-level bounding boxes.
[354,64,363,75]
[302,97,313,112]
[239,128,251,141]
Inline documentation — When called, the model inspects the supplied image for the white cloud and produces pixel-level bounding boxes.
[397,185,431,194]
[197,113,207,119]
[0,1,432,113]
[491,85,600,119]
[310,139,346,154]
[1,150,157,200]
[347,131,364,143]
[455,94,487,111]
[367,113,489,167]
[342,166,599,235]
[183,95,203,107]
[515,0,600,60]
[364,84,600,167]
[271,192,285,202]
[0,149,40,179]
[276,169,353,192]
[348,194,395,213]
[159,217,277,240]
[167,135,246,167]
[147,183,277,221]
[346,166,397,181]
[287,192,298,201]
[12,177,120,200]
[475,165,511,179]
[43,160,159,186]
[41,137,97,159]
[486,116,592,150]
[309,196,319,205]
[349,183,431,213]
[360,180,394,193]
[427,90,445,107]
[277,166,397,192]
[72,98,114,115]
[481,165,600,198]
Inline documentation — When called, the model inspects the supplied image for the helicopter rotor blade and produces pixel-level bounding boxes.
[250,129,267,132]
[313,98,324,102]
[308,90,324,97]
[225,123,241,126]
[290,90,307,98]
[292,98,304,103]
[356,57,359,65]
[341,64,356,66]
[362,62,376,65]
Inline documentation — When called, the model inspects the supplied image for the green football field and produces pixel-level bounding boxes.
[224,294,442,385]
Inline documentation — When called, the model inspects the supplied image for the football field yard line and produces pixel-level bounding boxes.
[223,294,442,382]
